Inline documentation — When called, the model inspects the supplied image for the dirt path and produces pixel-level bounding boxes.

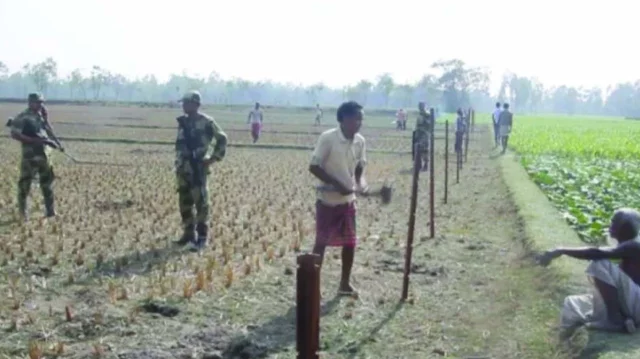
[183,129,563,359]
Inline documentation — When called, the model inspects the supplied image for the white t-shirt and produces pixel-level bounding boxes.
[492,108,502,125]
[310,128,367,206]
[249,109,263,124]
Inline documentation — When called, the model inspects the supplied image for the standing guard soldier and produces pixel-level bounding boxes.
[175,90,228,251]
[9,93,63,219]
[414,101,432,171]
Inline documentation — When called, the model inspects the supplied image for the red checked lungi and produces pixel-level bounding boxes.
[315,200,357,248]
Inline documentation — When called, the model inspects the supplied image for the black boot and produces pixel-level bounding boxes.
[176,224,196,246]
[45,199,56,218]
[190,223,208,252]
[18,199,28,221]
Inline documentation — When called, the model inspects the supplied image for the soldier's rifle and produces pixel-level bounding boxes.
[20,120,130,167]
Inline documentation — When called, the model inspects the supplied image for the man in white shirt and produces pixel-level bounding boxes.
[247,102,263,143]
[309,101,367,296]
[492,102,502,147]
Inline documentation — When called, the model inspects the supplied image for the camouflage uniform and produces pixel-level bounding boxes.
[175,91,228,247]
[415,108,432,168]
[9,94,56,218]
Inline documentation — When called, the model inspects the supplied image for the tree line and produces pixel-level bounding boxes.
[0,57,638,117]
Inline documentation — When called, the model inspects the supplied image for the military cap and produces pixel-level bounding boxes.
[179,90,202,104]
[28,93,44,103]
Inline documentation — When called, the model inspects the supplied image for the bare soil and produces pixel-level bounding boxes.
[0,105,566,359]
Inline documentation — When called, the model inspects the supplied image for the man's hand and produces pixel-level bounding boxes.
[43,139,59,149]
[40,106,48,120]
[334,183,354,196]
[356,181,369,194]
[203,158,217,167]
[536,249,562,267]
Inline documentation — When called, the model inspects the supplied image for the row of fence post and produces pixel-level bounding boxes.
[296,107,475,358]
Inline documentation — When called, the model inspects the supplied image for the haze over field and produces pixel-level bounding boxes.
[1,0,640,114]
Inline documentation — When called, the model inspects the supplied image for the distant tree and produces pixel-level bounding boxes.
[3,55,640,116]
[0,61,8,79]
[90,66,110,100]
[416,74,439,106]
[432,59,489,112]
[68,69,86,99]
[306,83,326,105]
[109,73,127,101]
[394,84,415,108]
[376,73,395,108]
[28,57,58,95]
[355,80,373,105]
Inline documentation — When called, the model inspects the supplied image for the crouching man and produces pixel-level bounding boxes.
[538,208,640,335]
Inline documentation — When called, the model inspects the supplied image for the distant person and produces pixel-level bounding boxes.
[315,104,323,126]
[492,102,502,147]
[395,108,407,130]
[414,102,432,171]
[309,101,367,296]
[537,208,640,336]
[455,108,466,154]
[498,103,513,154]
[247,102,263,143]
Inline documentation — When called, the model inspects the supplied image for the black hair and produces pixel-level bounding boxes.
[495,102,501,107]
[336,101,363,122]
[503,103,510,109]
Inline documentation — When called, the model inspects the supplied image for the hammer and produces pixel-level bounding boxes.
[315,182,393,205]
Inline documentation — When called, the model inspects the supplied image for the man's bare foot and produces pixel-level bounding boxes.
[338,283,357,296]
[559,325,580,341]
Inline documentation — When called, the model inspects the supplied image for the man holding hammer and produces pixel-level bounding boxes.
[309,101,367,296]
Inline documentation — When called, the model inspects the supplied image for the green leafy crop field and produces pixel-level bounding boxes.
[511,115,640,244]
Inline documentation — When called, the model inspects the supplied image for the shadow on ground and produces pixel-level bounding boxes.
[72,242,188,285]
[220,296,343,358]
[340,302,403,359]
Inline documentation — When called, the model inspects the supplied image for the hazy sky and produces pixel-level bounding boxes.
[0,0,637,94]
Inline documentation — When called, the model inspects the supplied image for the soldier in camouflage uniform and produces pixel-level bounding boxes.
[414,101,433,171]
[9,93,63,219]
[175,90,228,251]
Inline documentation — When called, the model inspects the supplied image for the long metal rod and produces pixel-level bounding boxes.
[401,143,421,301]
[464,108,470,163]
[429,108,435,239]
[444,120,449,204]
[61,151,131,167]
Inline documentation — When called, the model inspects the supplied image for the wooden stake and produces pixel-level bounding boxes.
[297,253,321,359]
